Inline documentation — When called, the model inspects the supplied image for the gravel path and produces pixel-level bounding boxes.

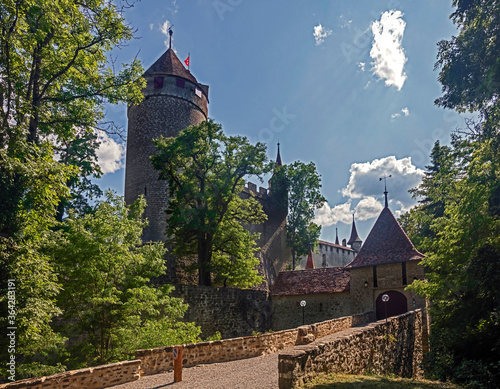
[109,353,279,389]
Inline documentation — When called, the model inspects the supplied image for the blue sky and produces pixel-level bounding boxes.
[96,0,464,242]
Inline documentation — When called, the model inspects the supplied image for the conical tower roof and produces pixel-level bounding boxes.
[276,142,283,167]
[346,207,424,269]
[144,48,198,84]
[347,214,361,245]
[305,249,315,269]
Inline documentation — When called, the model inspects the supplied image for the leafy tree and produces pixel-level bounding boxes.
[271,161,326,270]
[152,120,269,287]
[0,0,144,378]
[44,192,201,367]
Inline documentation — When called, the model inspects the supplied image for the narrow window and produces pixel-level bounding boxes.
[336,248,339,253]
[144,186,147,196]
[319,303,323,312]
[176,78,185,88]
[373,265,378,288]
[322,254,327,268]
[402,262,407,285]
[154,76,163,88]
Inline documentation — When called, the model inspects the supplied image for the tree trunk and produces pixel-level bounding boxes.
[198,234,212,286]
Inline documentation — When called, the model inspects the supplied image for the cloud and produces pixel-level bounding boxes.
[95,132,125,174]
[313,202,353,226]
[313,24,332,45]
[315,156,424,227]
[339,15,352,29]
[370,10,407,90]
[358,62,366,71]
[149,23,154,31]
[355,197,384,220]
[160,19,172,48]
[391,106,410,119]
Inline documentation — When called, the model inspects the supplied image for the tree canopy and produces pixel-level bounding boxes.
[152,120,270,287]
[270,161,325,270]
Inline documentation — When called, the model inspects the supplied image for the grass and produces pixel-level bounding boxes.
[301,373,461,389]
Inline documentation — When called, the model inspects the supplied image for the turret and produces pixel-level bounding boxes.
[125,32,209,242]
[347,214,362,253]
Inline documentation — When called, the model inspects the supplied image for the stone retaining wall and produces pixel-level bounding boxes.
[136,311,374,376]
[278,310,424,389]
[0,360,141,389]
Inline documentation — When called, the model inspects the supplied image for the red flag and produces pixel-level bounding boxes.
[184,55,190,68]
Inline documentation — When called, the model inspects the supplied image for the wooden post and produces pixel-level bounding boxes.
[173,346,183,382]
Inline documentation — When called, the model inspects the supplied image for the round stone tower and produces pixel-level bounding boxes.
[125,46,209,242]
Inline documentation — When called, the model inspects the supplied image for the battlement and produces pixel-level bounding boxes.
[241,181,269,198]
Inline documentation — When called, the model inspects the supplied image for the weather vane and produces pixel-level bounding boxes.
[379,174,392,208]
[168,25,174,49]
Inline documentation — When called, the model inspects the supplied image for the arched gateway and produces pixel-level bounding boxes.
[376,290,408,320]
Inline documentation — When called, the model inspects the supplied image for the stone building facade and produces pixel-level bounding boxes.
[272,199,426,330]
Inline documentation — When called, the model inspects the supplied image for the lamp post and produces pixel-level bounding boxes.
[382,294,389,323]
[300,300,306,325]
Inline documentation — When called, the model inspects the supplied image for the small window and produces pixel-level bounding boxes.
[154,76,163,88]
[373,265,378,288]
[319,303,323,312]
[144,186,147,196]
[322,254,327,268]
[176,78,185,88]
[402,262,407,285]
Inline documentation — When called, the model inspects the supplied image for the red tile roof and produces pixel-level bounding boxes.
[145,48,199,84]
[271,268,350,296]
[305,249,315,269]
[346,207,424,269]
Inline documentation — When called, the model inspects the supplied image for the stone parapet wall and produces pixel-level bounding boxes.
[0,360,141,389]
[278,310,424,389]
[136,311,374,376]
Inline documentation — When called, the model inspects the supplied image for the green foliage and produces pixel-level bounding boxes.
[271,161,326,270]
[44,192,201,367]
[152,120,269,287]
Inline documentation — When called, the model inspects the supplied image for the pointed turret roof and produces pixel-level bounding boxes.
[335,228,340,245]
[346,207,424,269]
[305,249,315,269]
[347,214,361,245]
[276,142,282,167]
[144,48,199,84]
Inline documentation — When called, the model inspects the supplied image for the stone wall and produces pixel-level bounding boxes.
[136,311,374,376]
[278,309,424,389]
[272,292,353,331]
[298,241,355,269]
[172,285,272,339]
[0,360,141,389]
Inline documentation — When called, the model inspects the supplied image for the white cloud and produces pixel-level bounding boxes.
[160,19,172,48]
[149,23,154,31]
[370,10,407,90]
[313,201,353,226]
[95,132,125,174]
[314,156,424,227]
[313,24,332,45]
[355,197,384,220]
[391,106,410,119]
[358,62,366,71]
[339,15,352,29]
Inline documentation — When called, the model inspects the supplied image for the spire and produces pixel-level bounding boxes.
[379,175,392,208]
[168,26,173,49]
[276,141,282,167]
[335,227,339,245]
[305,248,315,269]
[347,214,361,246]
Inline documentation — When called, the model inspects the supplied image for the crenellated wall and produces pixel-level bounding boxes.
[278,309,424,389]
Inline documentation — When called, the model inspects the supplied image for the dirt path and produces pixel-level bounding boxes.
[109,353,279,389]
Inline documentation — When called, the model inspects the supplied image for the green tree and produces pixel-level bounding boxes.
[152,120,269,287]
[0,0,144,378]
[271,161,326,270]
[45,192,201,367]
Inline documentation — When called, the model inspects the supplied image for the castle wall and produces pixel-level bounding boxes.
[272,292,352,331]
[298,241,355,269]
[278,310,424,389]
[172,285,272,339]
